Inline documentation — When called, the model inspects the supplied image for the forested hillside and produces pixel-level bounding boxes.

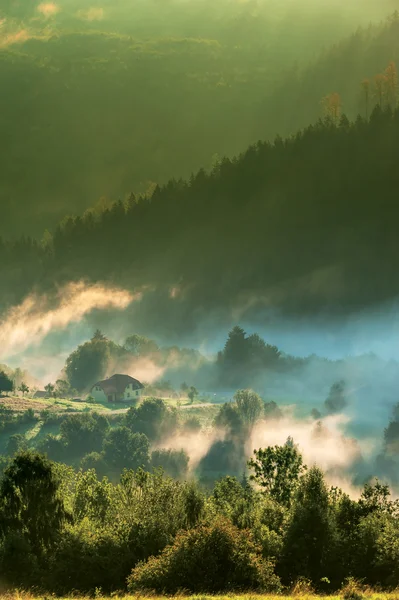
[1,106,399,324]
[1,0,399,235]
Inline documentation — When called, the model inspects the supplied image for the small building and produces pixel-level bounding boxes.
[33,390,50,399]
[90,374,144,403]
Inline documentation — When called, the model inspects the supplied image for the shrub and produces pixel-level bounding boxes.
[81,452,108,478]
[127,518,280,594]
[6,433,28,456]
[151,448,189,479]
[341,577,369,600]
[291,576,315,596]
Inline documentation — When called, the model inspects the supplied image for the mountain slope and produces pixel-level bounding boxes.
[1,2,399,236]
[2,107,399,330]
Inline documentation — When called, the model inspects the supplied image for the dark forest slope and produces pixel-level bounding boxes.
[2,107,399,329]
[1,5,399,236]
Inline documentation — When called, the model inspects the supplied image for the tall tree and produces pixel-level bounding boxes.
[281,466,334,586]
[248,443,306,506]
[0,452,70,553]
[0,371,13,396]
[234,389,263,428]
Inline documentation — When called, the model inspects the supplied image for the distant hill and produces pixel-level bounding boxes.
[1,0,399,235]
[2,106,399,325]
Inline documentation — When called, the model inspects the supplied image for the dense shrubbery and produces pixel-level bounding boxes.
[128,518,280,593]
[0,443,398,594]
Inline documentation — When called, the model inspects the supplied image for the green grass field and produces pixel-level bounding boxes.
[2,594,399,600]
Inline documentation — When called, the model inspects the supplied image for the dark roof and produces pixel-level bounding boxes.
[91,374,144,395]
[33,390,49,398]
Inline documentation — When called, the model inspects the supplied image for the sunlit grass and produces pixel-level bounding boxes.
[2,594,399,600]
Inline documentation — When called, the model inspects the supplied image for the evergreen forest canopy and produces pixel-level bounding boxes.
[2,104,399,325]
[0,0,399,236]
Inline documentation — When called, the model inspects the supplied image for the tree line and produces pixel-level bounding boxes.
[1,10,399,238]
[0,441,399,594]
[2,103,399,326]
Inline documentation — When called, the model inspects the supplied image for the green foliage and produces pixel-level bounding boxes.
[60,412,110,455]
[325,380,347,414]
[218,328,280,387]
[281,466,334,586]
[151,448,189,479]
[234,389,264,428]
[0,371,13,395]
[102,427,150,472]
[36,434,66,462]
[182,416,202,433]
[128,518,280,593]
[6,433,28,456]
[81,451,108,478]
[264,400,283,420]
[0,451,70,553]
[5,106,399,324]
[124,334,159,356]
[125,397,178,442]
[73,469,113,524]
[249,443,306,506]
[188,385,199,403]
[65,333,127,392]
[215,402,243,435]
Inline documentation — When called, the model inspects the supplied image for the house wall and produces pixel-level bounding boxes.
[91,386,107,402]
[123,383,143,401]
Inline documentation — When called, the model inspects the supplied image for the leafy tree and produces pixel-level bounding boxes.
[36,434,66,462]
[221,326,248,366]
[44,383,55,398]
[73,469,113,524]
[124,334,159,356]
[103,427,150,472]
[18,382,29,396]
[55,379,74,399]
[0,452,70,553]
[65,333,126,392]
[0,371,13,396]
[60,412,109,455]
[281,467,335,586]
[248,443,306,506]
[92,329,107,342]
[151,449,189,479]
[215,402,243,436]
[125,397,178,442]
[324,380,347,414]
[187,386,199,404]
[6,434,28,456]
[264,400,283,420]
[234,389,263,428]
[128,518,280,593]
[80,452,108,478]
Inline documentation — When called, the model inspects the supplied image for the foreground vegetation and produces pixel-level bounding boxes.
[0,446,399,594]
[2,595,399,600]
[1,594,399,600]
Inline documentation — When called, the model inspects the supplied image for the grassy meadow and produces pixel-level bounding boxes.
[2,594,399,600]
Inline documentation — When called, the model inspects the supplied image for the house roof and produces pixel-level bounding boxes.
[91,374,144,395]
[33,390,49,398]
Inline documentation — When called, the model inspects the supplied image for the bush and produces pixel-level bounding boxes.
[341,577,369,600]
[36,434,66,462]
[127,518,280,594]
[125,398,178,442]
[151,448,189,479]
[6,433,28,456]
[81,452,108,478]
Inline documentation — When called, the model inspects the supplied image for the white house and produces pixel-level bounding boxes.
[90,374,144,403]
